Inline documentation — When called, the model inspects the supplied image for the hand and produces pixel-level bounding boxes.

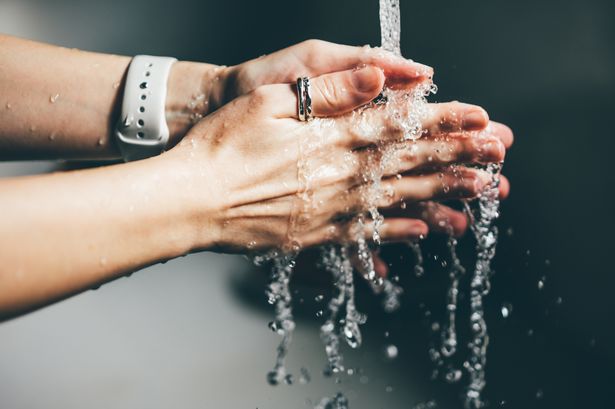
[164,65,511,254]
[165,40,433,146]
[220,39,433,105]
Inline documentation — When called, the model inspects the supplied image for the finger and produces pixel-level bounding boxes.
[284,40,433,88]
[365,218,429,243]
[422,102,490,135]
[499,174,510,199]
[383,202,469,237]
[372,251,389,278]
[489,121,514,148]
[377,168,493,207]
[300,216,427,249]
[268,65,385,118]
[379,133,506,176]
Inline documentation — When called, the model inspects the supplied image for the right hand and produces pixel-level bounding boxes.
[164,65,510,254]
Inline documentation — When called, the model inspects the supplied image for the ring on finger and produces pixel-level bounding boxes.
[296,77,313,122]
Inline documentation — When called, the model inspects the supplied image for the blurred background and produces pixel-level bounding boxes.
[0,0,614,408]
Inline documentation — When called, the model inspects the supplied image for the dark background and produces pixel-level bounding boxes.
[2,0,615,408]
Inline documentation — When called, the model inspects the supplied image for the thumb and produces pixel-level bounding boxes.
[309,65,385,117]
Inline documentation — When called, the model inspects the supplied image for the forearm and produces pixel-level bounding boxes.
[0,34,226,160]
[0,154,217,319]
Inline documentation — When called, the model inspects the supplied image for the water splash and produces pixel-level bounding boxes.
[408,241,425,277]
[462,162,502,409]
[314,392,349,409]
[440,233,465,361]
[266,253,297,386]
[319,245,367,376]
[262,3,504,409]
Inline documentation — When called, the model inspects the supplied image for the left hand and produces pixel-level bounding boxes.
[219,39,433,105]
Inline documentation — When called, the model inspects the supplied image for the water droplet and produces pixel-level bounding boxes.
[266,370,280,386]
[314,294,324,302]
[444,368,462,383]
[555,296,563,305]
[385,385,394,393]
[97,137,104,146]
[384,344,398,359]
[49,94,60,103]
[48,132,56,141]
[99,256,107,266]
[5,102,12,110]
[501,303,513,318]
[537,275,546,290]
[267,321,281,333]
[343,322,362,348]
[536,389,544,399]
[316,310,323,318]
[299,367,311,384]
[283,373,293,385]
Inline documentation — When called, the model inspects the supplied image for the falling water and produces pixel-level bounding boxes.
[266,253,297,386]
[379,0,401,55]
[434,225,466,381]
[319,244,367,376]
[462,162,501,409]
[262,1,502,408]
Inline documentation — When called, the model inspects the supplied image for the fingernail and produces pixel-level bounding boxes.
[411,221,429,238]
[462,109,489,130]
[352,65,383,93]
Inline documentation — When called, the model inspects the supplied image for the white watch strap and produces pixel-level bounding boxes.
[115,55,177,161]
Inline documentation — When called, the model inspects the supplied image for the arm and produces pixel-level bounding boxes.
[0,154,218,319]
[0,36,436,161]
[0,34,225,160]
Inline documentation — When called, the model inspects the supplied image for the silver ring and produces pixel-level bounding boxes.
[296,77,313,122]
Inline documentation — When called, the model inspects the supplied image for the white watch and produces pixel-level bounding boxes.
[114,55,177,161]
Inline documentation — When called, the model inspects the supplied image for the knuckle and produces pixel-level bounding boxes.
[437,104,462,131]
[448,170,481,197]
[302,39,325,55]
[378,182,398,208]
[429,140,456,163]
[458,139,477,162]
[249,85,271,108]
[316,76,340,111]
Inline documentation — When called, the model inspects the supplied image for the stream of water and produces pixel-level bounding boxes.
[264,1,502,408]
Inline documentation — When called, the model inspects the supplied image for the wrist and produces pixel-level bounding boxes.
[165,61,230,148]
[149,150,223,252]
